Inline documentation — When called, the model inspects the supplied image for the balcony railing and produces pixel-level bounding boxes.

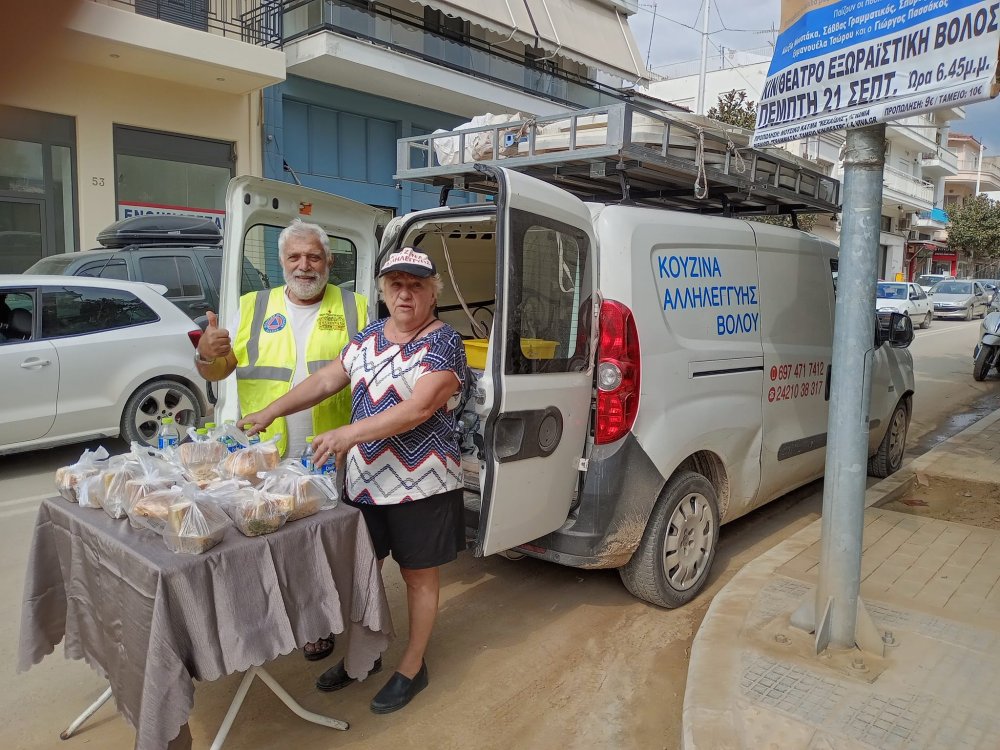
[280,0,630,108]
[918,146,958,171]
[883,165,934,203]
[90,0,283,47]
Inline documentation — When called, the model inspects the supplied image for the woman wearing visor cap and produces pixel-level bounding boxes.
[240,246,468,713]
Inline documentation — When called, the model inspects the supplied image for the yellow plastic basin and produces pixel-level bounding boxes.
[462,338,558,370]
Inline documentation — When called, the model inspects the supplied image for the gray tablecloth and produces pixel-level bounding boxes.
[18,498,394,750]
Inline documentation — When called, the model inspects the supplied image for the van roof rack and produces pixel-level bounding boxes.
[395,103,840,216]
[96,215,222,249]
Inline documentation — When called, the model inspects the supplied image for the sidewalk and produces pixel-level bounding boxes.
[683,408,1000,749]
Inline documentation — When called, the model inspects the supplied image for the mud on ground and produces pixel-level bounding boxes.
[881,476,1000,529]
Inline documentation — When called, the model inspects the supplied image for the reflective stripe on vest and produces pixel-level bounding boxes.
[234,285,366,456]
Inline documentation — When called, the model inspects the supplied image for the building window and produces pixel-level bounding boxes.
[114,126,234,230]
[880,215,892,232]
[0,106,77,273]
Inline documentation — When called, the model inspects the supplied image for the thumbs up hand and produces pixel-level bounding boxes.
[198,310,232,360]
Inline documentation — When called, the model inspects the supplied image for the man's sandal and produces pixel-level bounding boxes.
[303,633,335,662]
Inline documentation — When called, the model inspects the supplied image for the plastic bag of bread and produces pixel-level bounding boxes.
[128,484,186,534]
[162,486,230,554]
[258,460,339,522]
[218,435,281,486]
[55,446,110,502]
[215,486,293,537]
[176,428,227,481]
[119,443,189,521]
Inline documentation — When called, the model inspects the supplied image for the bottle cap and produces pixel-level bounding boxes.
[205,422,217,429]
[306,436,314,443]
[196,428,208,435]
[163,417,174,425]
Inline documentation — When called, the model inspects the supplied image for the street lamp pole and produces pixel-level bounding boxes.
[696,0,711,115]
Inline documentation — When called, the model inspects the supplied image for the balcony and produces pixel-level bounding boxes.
[280,0,632,117]
[887,114,940,153]
[62,0,285,94]
[918,146,959,179]
[912,207,949,231]
[883,165,934,212]
[949,156,1000,192]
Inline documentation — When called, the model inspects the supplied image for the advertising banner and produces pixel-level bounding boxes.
[752,0,1000,146]
[117,201,225,230]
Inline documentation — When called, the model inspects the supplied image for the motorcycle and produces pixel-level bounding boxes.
[973,304,1000,381]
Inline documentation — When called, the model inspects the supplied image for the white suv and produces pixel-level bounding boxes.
[0,275,208,454]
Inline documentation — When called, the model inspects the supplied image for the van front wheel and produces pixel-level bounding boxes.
[619,471,720,608]
[867,400,908,478]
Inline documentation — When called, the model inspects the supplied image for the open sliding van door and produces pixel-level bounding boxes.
[475,166,599,556]
[215,176,386,423]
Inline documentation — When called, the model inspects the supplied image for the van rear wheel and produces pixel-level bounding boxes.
[619,471,720,608]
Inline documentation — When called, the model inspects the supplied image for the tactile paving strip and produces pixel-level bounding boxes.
[741,655,846,725]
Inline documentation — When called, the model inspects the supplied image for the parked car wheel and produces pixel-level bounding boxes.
[121,378,201,447]
[921,312,932,329]
[868,400,908,478]
[965,306,974,321]
[619,471,720,608]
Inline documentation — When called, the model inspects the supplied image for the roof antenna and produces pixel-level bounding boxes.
[283,160,302,186]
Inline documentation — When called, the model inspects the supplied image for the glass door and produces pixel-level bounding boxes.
[0,197,46,273]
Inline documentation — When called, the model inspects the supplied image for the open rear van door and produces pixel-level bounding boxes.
[474,166,598,556]
[215,176,386,422]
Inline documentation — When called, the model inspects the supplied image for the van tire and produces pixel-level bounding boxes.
[121,379,202,448]
[921,312,932,329]
[619,471,720,608]
[867,400,908,478]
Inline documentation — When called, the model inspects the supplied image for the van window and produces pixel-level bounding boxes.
[506,209,591,374]
[203,255,267,296]
[138,256,203,298]
[242,224,357,289]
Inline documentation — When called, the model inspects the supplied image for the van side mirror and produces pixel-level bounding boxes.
[875,311,914,348]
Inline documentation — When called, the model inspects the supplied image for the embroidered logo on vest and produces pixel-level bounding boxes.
[263,313,287,333]
[317,312,346,331]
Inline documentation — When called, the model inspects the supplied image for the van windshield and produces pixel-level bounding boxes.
[876,282,907,300]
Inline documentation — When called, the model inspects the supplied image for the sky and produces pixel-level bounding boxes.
[627,0,1000,151]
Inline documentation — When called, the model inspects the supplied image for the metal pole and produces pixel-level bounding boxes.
[976,141,984,195]
[814,123,886,649]
[696,0,711,115]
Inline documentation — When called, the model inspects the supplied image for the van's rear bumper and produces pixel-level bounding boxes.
[519,433,664,569]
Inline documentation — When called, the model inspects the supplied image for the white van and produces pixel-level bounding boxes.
[217,112,914,609]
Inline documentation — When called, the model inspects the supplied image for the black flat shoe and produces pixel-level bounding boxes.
[316,657,383,692]
[303,633,335,662]
[370,661,428,714]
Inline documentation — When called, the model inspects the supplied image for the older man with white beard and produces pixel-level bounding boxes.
[196,218,367,462]
[195,219,366,661]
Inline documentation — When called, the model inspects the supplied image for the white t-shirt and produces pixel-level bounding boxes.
[231,291,320,458]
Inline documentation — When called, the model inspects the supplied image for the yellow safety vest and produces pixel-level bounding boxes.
[234,284,367,457]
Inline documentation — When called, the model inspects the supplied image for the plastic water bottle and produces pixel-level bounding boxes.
[318,456,336,478]
[221,420,240,453]
[158,417,180,450]
[248,431,261,446]
[301,436,315,472]
[204,421,217,438]
[195,427,209,441]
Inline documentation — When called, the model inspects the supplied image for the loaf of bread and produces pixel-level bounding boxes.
[220,444,280,485]
[287,476,325,521]
[229,490,291,537]
[55,465,100,502]
[177,440,226,481]
[162,500,229,555]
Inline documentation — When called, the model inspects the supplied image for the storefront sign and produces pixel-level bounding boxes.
[752,0,1000,146]
[117,201,225,229]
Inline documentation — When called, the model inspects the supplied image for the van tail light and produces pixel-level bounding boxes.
[187,330,202,349]
[595,300,640,444]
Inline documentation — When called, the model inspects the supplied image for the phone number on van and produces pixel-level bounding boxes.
[768,379,826,402]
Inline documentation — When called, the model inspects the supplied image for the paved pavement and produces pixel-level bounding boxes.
[683,407,1000,749]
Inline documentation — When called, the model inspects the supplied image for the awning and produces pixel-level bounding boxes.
[406,0,538,47]
[522,0,647,83]
[414,0,648,83]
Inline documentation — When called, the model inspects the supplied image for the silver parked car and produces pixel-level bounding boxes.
[0,275,208,455]
[930,280,990,320]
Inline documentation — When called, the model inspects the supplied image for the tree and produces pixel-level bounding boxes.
[707,89,757,130]
[707,90,817,231]
[944,194,1000,271]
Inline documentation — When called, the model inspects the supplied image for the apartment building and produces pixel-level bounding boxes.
[0,0,285,273]
[261,0,648,217]
[644,58,963,282]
